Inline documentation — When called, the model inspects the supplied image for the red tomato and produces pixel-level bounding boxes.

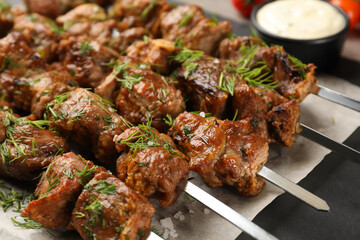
[232,0,265,18]
[329,0,360,30]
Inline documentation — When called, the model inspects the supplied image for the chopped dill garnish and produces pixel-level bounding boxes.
[208,13,218,25]
[171,48,204,79]
[39,163,60,199]
[11,216,43,229]
[288,54,307,79]
[80,41,94,56]
[141,0,156,19]
[0,1,11,11]
[163,114,174,127]
[0,56,19,72]
[178,11,194,27]
[44,18,64,35]
[214,72,235,96]
[85,180,117,195]
[74,163,99,185]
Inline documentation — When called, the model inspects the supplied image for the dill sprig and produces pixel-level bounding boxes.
[163,114,174,127]
[11,216,43,229]
[85,180,117,195]
[80,41,94,56]
[230,44,276,90]
[0,1,11,11]
[178,10,194,27]
[171,48,204,79]
[214,72,236,96]
[141,0,156,19]
[0,56,19,72]
[288,54,307,79]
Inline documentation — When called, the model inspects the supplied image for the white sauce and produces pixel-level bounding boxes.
[256,0,346,40]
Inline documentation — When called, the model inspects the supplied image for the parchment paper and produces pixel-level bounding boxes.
[1,0,360,239]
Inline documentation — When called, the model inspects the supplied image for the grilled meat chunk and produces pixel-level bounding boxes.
[95,58,185,132]
[169,112,268,197]
[110,0,172,37]
[71,172,155,240]
[24,0,108,19]
[174,53,234,118]
[0,68,76,118]
[0,1,13,37]
[13,13,61,62]
[126,38,176,74]
[0,112,69,181]
[46,88,129,167]
[0,32,45,76]
[219,36,319,101]
[57,36,119,88]
[22,152,106,229]
[114,126,189,207]
[233,82,301,146]
[160,4,232,55]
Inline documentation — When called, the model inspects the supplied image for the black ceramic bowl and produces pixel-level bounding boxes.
[251,0,350,71]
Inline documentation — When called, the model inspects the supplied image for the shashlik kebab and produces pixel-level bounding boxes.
[0,22,323,203]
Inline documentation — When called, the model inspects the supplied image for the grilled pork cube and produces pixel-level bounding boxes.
[22,152,106,229]
[0,32,45,76]
[0,1,13,37]
[46,89,129,167]
[126,38,176,74]
[13,13,62,62]
[232,82,301,146]
[169,112,268,197]
[219,36,319,101]
[95,58,185,132]
[0,112,70,181]
[160,4,232,55]
[57,36,119,88]
[114,126,189,207]
[174,53,235,118]
[71,172,155,240]
[110,0,172,37]
[0,68,76,117]
[24,0,108,19]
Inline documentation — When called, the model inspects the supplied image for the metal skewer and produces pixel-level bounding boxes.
[300,123,360,162]
[185,182,278,240]
[258,167,330,211]
[316,85,360,113]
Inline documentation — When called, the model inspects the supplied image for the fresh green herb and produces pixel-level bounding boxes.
[225,32,237,40]
[150,226,163,237]
[184,62,198,79]
[163,114,174,127]
[0,1,11,11]
[141,0,156,19]
[0,56,19,72]
[171,48,203,64]
[182,125,192,137]
[143,35,150,44]
[178,11,194,27]
[85,180,117,195]
[26,14,37,21]
[0,185,29,212]
[11,216,43,229]
[208,13,218,25]
[44,18,64,35]
[80,41,94,56]
[116,73,144,90]
[136,228,144,239]
[288,54,307,79]
[232,109,238,121]
[39,164,60,198]
[81,224,94,238]
[74,164,99,185]
[157,88,169,103]
[250,119,257,127]
[62,168,74,179]
[215,72,235,96]
[116,225,125,233]
[73,211,85,218]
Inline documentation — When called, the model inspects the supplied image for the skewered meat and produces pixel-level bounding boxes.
[46,88,129,167]
[219,36,319,101]
[0,111,70,181]
[160,4,232,55]
[0,1,13,37]
[12,12,62,62]
[0,31,45,76]
[0,68,76,118]
[71,171,155,240]
[173,52,233,118]
[57,36,119,88]
[110,0,172,37]
[95,57,185,132]
[126,38,176,74]
[114,126,189,207]
[233,82,300,146]
[56,4,151,54]
[22,152,106,229]
[24,0,108,19]
[169,112,268,197]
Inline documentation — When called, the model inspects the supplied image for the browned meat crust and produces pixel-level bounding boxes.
[95,57,185,132]
[219,36,319,101]
[0,111,70,180]
[21,152,106,229]
[71,172,155,240]
[160,4,232,55]
[169,112,268,197]
[46,88,129,167]
[24,0,108,19]
[57,36,119,88]
[114,126,189,207]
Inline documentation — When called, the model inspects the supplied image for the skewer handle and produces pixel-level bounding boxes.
[185,182,278,240]
[316,85,360,112]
